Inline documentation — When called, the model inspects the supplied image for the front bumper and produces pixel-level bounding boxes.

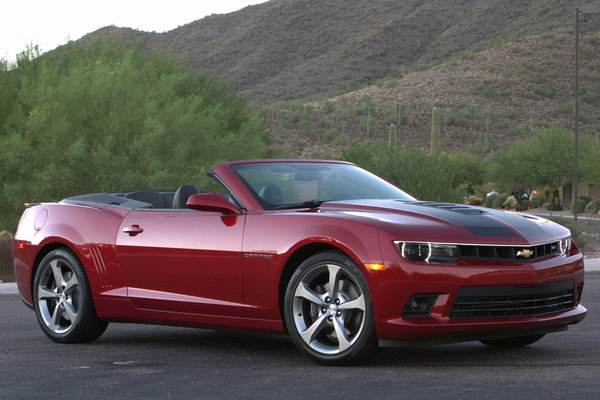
[370,243,586,341]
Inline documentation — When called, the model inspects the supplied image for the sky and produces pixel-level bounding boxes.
[1,0,269,62]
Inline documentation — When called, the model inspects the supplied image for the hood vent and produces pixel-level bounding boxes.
[410,201,489,215]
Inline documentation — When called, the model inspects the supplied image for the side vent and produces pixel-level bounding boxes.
[89,246,112,289]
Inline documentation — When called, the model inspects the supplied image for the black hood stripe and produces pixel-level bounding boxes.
[406,202,545,239]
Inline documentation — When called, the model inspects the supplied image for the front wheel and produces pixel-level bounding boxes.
[33,249,108,343]
[284,251,378,365]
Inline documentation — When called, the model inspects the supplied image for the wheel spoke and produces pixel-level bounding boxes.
[295,283,326,307]
[299,313,329,345]
[338,294,365,312]
[332,316,352,352]
[63,274,79,296]
[48,302,63,331]
[50,260,66,288]
[63,299,78,322]
[327,264,342,299]
[38,286,59,301]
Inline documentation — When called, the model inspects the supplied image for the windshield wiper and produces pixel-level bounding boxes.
[272,199,325,210]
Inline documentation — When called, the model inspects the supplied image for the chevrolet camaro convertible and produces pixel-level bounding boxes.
[14,160,587,364]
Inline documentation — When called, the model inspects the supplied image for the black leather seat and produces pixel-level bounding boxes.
[124,190,168,208]
[259,184,283,204]
[172,185,201,208]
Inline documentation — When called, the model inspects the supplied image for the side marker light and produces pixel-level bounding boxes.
[365,263,386,271]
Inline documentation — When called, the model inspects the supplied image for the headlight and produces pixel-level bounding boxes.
[395,241,459,263]
[558,236,571,256]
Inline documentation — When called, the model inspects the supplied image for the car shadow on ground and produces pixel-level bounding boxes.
[92,323,575,367]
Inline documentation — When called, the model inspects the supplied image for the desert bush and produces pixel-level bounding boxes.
[548,203,563,211]
[342,141,465,203]
[529,194,548,209]
[467,197,482,206]
[585,199,600,215]
[571,196,591,215]
[484,193,509,209]
[0,231,14,281]
[503,195,518,210]
[546,217,587,253]
[0,37,267,232]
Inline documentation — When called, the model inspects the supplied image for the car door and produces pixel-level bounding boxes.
[116,208,245,317]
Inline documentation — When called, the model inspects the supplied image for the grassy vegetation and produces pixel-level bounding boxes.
[0,231,13,281]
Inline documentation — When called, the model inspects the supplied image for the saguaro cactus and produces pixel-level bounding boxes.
[431,107,440,153]
[388,124,397,148]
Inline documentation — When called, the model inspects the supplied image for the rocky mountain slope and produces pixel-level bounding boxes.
[85,0,600,155]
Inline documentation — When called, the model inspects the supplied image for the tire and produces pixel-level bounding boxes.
[33,249,108,343]
[284,251,378,365]
[480,334,545,349]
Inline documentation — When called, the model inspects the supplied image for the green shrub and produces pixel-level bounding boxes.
[529,194,548,209]
[586,199,600,215]
[546,217,586,253]
[503,195,518,210]
[342,142,465,203]
[0,231,14,281]
[484,193,509,209]
[0,37,267,232]
[560,100,574,114]
[571,196,591,215]
[548,203,563,211]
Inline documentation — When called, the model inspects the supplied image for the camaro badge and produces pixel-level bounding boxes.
[517,249,534,258]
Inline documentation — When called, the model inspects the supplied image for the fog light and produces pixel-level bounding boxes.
[402,294,438,318]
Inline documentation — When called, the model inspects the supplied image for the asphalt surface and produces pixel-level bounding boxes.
[1,268,599,399]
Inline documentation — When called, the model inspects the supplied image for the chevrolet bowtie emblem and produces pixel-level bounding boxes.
[517,249,534,258]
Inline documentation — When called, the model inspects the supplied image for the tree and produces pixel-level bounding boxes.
[579,135,600,184]
[343,140,465,203]
[0,37,267,231]
[485,124,574,203]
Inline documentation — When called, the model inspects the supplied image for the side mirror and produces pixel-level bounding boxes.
[186,193,241,215]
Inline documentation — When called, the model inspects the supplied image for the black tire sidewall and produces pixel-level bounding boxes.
[284,251,377,365]
[33,248,104,343]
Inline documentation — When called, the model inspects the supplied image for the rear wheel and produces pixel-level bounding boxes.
[284,251,377,365]
[33,249,108,343]
[480,334,545,349]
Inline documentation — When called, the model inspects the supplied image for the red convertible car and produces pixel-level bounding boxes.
[14,159,586,364]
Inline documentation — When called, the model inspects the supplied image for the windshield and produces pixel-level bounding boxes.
[230,162,415,210]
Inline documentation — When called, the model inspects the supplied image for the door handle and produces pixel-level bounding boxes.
[123,225,143,236]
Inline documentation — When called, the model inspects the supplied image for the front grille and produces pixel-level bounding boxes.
[450,281,574,319]
[458,242,560,261]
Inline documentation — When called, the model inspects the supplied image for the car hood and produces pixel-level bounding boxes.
[319,199,570,245]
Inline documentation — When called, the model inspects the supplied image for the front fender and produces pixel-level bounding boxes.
[241,212,383,320]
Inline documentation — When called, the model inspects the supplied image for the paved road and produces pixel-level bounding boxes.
[2,273,599,400]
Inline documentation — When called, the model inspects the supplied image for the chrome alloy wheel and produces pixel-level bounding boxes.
[292,262,367,355]
[37,258,81,335]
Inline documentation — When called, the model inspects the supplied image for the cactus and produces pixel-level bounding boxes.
[0,231,14,282]
[388,124,397,148]
[431,107,440,153]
